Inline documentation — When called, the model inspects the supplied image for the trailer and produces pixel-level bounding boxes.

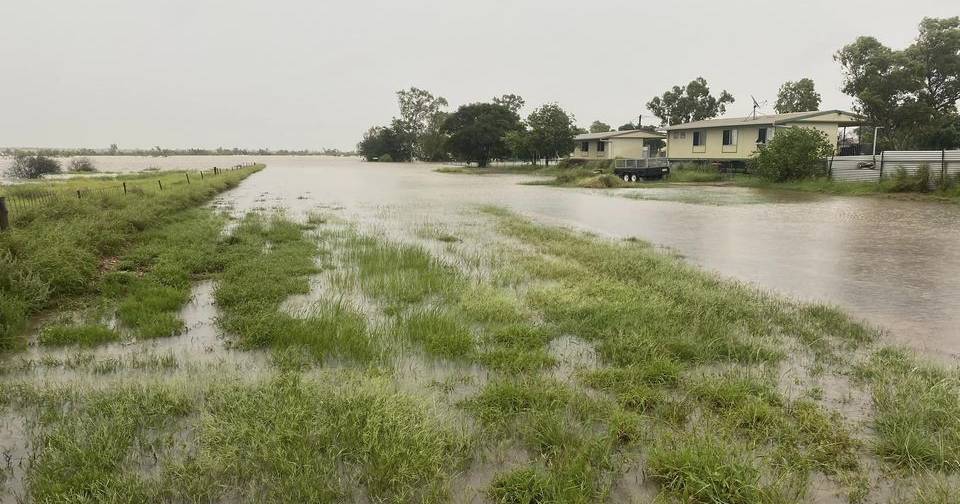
[613,158,670,181]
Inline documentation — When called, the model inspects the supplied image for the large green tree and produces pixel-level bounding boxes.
[442,103,521,167]
[396,87,448,158]
[492,94,525,114]
[775,78,822,113]
[836,17,960,149]
[357,121,413,162]
[589,121,612,133]
[527,104,577,165]
[646,77,735,126]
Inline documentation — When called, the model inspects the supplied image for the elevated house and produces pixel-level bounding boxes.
[572,130,666,160]
[664,110,862,165]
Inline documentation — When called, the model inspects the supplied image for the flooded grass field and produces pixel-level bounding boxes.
[2,158,960,502]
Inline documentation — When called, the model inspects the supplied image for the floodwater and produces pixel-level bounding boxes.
[212,156,960,362]
[0,154,260,179]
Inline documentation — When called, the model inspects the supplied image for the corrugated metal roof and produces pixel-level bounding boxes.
[664,110,863,130]
[574,129,665,141]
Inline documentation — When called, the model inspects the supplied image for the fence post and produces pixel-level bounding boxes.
[200,171,204,180]
[943,149,947,182]
[77,190,82,199]
[878,151,885,179]
[186,173,190,184]
[123,182,127,195]
[0,197,8,231]
[158,180,163,191]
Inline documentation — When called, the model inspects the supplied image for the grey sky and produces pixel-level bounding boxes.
[1,0,956,151]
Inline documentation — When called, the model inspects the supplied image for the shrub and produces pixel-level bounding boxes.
[379,153,394,162]
[69,157,97,173]
[751,127,833,182]
[885,165,932,193]
[6,153,62,179]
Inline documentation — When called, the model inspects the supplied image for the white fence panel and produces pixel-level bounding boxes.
[830,150,960,185]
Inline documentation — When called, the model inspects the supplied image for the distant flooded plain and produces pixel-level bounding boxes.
[210,156,960,362]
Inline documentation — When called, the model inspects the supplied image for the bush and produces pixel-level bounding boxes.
[6,153,62,179]
[885,165,933,193]
[751,127,834,182]
[69,157,97,173]
[556,159,612,171]
[378,153,394,162]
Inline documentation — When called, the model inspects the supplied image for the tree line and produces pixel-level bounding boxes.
[361,16,959,164]
[357,89,579,167]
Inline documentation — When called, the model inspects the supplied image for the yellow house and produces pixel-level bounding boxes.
[664,110,862,163]
[572,130,666,160]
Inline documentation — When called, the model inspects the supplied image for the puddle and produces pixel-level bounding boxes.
[548,335,599,384]
[2,281,269,386]
[0,410,30,503]
[391,352,488,405]
[451,441,530,504]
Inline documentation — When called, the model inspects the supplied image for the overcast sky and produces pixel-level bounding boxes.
[0,0,955,151]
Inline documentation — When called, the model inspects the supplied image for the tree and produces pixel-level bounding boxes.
[418,111,450,161]
[396,87,448,158]
[617,123,637,131]
[357,122,413,162]
[109,143,119,155]
[442,103,521,167]
[589,121,612,133]
[775,78,822,113]
[647,77,735,126]
[751,127,834,182]
[527,104,577,165]
[69,157,97,172]
[505,129,535,163]
[7,153,61,179]
[493,94,525,114]
[836,17,960,149]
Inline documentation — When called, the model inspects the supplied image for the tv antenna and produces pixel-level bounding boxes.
[748,95,768,120]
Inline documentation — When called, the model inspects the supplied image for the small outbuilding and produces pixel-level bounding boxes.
[572,130,666,160]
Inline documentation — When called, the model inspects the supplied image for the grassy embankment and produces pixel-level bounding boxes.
[2,191,959,502]
[0,166,262,352]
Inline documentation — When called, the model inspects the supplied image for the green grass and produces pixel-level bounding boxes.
[0,166,261,351]
[214,213,375,363]
[856,348,960,471]
[37,324,120,347]
[3,374,472,502]
[647,431,774,503]
[6,194,960,502]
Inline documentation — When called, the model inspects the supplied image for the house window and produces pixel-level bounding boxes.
[757,127,769,144]
[692,131,705,146]
[722,129,738,146]
[672,132,679,139]
[596,141,605,152]
[581,141,589,152]
[680,132,686,139]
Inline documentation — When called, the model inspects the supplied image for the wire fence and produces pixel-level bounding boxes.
[0,163,257,231]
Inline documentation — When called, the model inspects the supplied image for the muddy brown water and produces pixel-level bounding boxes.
[210,156,960,363]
